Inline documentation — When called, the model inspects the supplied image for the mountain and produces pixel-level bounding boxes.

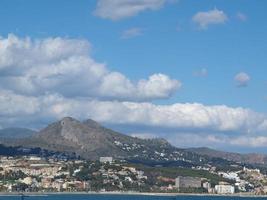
[188,147,267,165]
[0,144,76,159]
[2,117,173,159]
[0,117,216,166]
[0,128,36,138]
[1,117,265,168]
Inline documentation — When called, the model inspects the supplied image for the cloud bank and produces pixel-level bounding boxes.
[1,88,267,150]
[1,89,267,136]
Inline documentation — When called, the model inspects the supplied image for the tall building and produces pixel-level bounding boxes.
[175,176,202,189]
[215,185,235,194]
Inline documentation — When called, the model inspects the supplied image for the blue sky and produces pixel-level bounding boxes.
[0,0,267,153]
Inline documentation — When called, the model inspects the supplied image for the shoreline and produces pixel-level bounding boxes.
[0,191,266,197]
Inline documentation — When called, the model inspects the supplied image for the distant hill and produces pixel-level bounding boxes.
[0,143,77,159]
[0,128,36,138]
[1,117,266,168]
[188,147,267,165]
[0,117,219,167]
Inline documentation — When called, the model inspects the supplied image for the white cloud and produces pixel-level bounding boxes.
[0,34,266,151]
[192,8,228,29]
[90,102,266,133]
[121,27,143,39]
[1,89,267,149]
[234,72,250,87]
[1,89,266,135]
[236,12,247,22]
[0,90,40,117]
[230,136,267,147]
[93,0,171,20]
[0,34,180,101]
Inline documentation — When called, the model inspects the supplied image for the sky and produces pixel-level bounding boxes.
[0,0,267,153]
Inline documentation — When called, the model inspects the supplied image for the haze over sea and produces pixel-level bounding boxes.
[0,195,265,200]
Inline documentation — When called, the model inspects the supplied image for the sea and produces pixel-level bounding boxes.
[0,195,265,200]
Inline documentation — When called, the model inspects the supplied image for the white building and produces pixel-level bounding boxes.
[202,182,211,190]
[218,172,240,182]
[28,156,42,161]
[21,177,33,185]
[99,157,113,163]
[243,167,260,174]
[215,185,235,194]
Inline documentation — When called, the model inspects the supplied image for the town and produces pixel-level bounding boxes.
[1,155,267,195]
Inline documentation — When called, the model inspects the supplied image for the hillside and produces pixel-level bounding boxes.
[1,117,266,169]
[188,147,267,165]
[0,117,221,167]
[0,128,36,138]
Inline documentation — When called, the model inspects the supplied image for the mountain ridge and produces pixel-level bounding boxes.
[0,117,266,166]
[2,117,175,161]
[0,127,36,138]
[188,147,267,165]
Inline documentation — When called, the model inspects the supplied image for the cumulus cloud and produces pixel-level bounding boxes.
[0,34,180,101]
[0,34,266,151]
[93,0,171,20]
[1,89,267,135]
[90,102,266,133]
[1,88,267,149]
[121,27,143,39]
[234,72,250,87]
[192,8,228,29]
[0,90,40,117]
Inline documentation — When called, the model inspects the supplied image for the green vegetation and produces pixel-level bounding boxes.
[132,164,231,186]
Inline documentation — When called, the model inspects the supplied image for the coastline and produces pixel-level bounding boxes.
[0,191,266,198]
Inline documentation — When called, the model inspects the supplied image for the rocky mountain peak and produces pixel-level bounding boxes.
[59,117,82,143]
[83,119,102,129]
[60,117,79,126]
[4,117,181,161]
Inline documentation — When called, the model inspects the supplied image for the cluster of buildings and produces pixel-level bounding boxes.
[0,156,147,192]
[0,156,84,192]
[1,155,267,194]
[171,166,267,194]
[174,176,235,194]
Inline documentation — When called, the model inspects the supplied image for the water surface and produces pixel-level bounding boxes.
[0,194,264,200]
